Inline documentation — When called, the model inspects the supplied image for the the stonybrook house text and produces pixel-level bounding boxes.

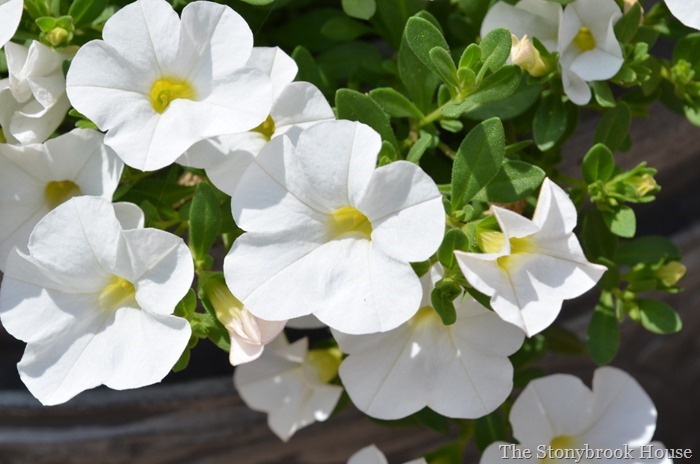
[499,443,693,461]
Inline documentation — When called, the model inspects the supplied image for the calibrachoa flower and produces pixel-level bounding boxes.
[480,367,672,464]
[334,264,524,420]
[666,0,700,30]
[348,445,427,464]
[66,0,273,171]
[481,0,561,51]
[0,128,123,270]
[558,0,624,105]
[204,275,285,366]
[234,335,343,441]
[223,120,445,335]
[0,196,193,405]
[0,0,22,50]
[178,46,334,196]
[0,41,71,145]
[455,178,606,337]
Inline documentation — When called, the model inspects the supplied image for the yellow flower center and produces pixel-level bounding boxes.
[328,206,372,239]
[251,115,276,141]
[98,276,137,311]
[307,347,342,383]
[207,281,245,327]
[0,128,6,144]
[45,180,81,209]
[478,231,534,270]
[541,435,579,462]
[149,78,196,113]
[573,26,596,52]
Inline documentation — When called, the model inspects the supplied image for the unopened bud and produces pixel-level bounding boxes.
[656,261,686,287]
[510,34,549,77]
[46,27,70,47]
[628,173,658,197]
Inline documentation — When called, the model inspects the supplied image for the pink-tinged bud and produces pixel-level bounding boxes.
[510,34,550,77]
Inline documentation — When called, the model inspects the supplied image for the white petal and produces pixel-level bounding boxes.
[117,228,194,316]
[531,178,578,235]
[247,47,298,99]
[509,373,594,447]
[9,95,71,145]
[348,445,389,464]
[481,0,561,51]
[0,0,23,49]
[358,161,444,263]
[578,367,657,448]
[570,49,623,82]
[666,0,700,30]
[493,207,540,239]
[113,202,145,230]
[271,82,335,137]
[286,314,326,330]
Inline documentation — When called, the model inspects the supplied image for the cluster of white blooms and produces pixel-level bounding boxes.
[482,0,624,105]
[0,0,670,458]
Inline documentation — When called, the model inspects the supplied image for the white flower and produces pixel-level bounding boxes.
[0,0,22,50]
[223,120,445,335]
[510,34,550,77]
[455,178,606,337]
[234,335,343,441]
[480,367,672,464]
[204,276,285,366]
[0,196,193,405]
[66,0,273,172]
[348,445,427,464]
[334,264,524,420]
[0,41,71,145]
[178,46,334,196]
[558,0,624,105]
[666,0,700,30]
[0,128,123,271]
[481,0,561,51]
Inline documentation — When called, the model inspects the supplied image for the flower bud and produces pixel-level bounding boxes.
[656,261,686,287]
[627,173,658,197]
[510,34,550,77]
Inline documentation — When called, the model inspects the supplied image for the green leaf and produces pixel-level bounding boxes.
[407,132,433,164]
[459,43,481,71]
[174,289,197,319]
[239,0,275,4]
[674,33,700,74]
[291,46,331,98]
[594,102,631,152]
[451,118,505,211]
[336,89,398,148]
[581,209,618,260]
[189,182,222,264]
[443,66,521,118]
[638,299,682,334]
[582,143,615,184]
[475,410,509,452]
[68,0,108,27]
[479,28,512,73]
[341,0,376,20]
[588,296,620,365]
[378,140,398,165]
[431,282,459,325]
[374,0,425,48]
[404,16,450,75]
[172,346,191,373]
[369,87,424,119]
[613,2,642,44]
[320,16,372,41]
[473,160,545,203]
[544,325,586,355]
[398,33,440,113]
[438,228,469,268]
[602,205,636,238]
[533,92,568,151]
[615,236,680,265]
[429,46,459,89]
[591,81,616,108]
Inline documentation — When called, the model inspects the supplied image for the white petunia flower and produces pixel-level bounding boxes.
[223,120,445,335]
[234,335,343,441]
[0,0,22,50]
[558,0,624,105]
[480,367,673,464]
[204,275,285,366]
[666,0,700,30]
[0,128,123,271]
[455,178,606,337]
[481,0,561,51]
[334,264,524,420]
[0,196,193,405]
[178,46,334,196]
[0,41,71,145]
[348,445,427,464]
[66,0,273,172]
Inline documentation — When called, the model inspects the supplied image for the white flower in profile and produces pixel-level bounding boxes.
[480,367,672,464]
[0,40,71,145]
[558,0,624,105]
[348,445,427,464]
[178,46,334,196]
[66,0,273,172]
[481,0,561,51]
[0,128,123,271]
[334,264,524,420]
[234,335,343,441]
[223,120,445,335]
[204,275,285,366]
[455,178,606,337]
[666,0,700,30]
[0,0,22,50]
[0,196,194,405]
